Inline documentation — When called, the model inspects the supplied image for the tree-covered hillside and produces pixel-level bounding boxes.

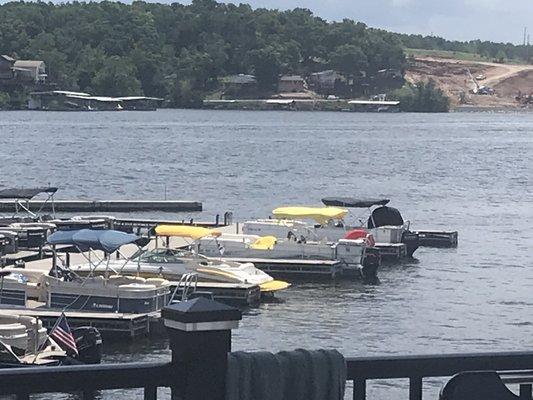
[0,0,405,106]
[398,33,533,63]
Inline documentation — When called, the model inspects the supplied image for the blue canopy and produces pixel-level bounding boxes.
[48,229,141,253]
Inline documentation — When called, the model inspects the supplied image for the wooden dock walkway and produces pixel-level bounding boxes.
[0,199,202,212]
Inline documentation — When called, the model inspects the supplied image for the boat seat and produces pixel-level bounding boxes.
[145,278,170,287]
[108,275,146,285]
[3,268,46,280]
[0,323,29,350]
[118,283,157,291]
[0,323,27,335]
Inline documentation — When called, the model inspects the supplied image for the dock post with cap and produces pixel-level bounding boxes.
[161,297,242,400]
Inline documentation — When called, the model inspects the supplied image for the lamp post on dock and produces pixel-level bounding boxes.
[162,297,242,400]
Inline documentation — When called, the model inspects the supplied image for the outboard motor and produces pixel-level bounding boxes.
[72,327,103,364]
[362,248,380,281]
[367,206,404,229]
[401,231,420,258]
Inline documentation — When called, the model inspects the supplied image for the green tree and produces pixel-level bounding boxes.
[92,56,142,96]
[245,46,282,90]
[330,44,368,77]
[391,80,450,112]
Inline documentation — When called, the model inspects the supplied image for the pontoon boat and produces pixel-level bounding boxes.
[243,200,419,258]
[43,229,171,313]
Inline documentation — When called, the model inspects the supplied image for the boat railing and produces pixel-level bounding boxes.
[169,272,198,304]
[1,300,533,400]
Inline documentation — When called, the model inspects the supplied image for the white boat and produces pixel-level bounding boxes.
[243,200,419,258]
[0,314,102,367]
[0,314,66,367]
[144,226,290,293]
[69,247,290,294]
[158,225,377,280]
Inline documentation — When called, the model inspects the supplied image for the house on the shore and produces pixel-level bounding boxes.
[13,60,47,83]
[308,70,343,94]
[0,55,15,80]
[222,74,257,98]
[278,75,306,92]
[377,68,402,80]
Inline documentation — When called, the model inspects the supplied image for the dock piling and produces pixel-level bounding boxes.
[162,297,242,400]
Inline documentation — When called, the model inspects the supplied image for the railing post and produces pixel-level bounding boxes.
[162,297,242,400]
[353,378,366,400]
[144,385,157,400]
[520,384,532,400]
[409,376,423,400]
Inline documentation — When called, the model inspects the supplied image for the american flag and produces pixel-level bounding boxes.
[50,313,78,356]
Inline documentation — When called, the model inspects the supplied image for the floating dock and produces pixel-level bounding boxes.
[0,200,202,213]
[415,230,458,248]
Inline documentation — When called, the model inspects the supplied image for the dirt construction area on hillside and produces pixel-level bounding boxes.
[405,56,533,109]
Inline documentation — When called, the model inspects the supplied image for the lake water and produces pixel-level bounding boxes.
[1,109,532,399]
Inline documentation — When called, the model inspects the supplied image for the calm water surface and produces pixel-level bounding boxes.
[1,109,532,399]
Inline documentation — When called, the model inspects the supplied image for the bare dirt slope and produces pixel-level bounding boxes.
[405,56,533,109]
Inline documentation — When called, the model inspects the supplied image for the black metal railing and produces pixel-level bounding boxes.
[0,362,176,400]
[347,351,533,400]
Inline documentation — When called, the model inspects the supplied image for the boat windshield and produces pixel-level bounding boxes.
[130,248,211,263]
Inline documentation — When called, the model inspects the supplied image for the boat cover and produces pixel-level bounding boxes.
[0,187,58,200]
[367,206,404,229]
[321,197,390,208]
[154,225,221,239]
[48,229,140,252]
[272,207,348,224]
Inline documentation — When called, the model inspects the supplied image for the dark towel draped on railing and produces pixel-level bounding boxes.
[226,349,346,400]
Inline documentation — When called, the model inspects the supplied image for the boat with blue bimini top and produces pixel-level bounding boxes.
[0,229,172,314]
[44,229,172,313]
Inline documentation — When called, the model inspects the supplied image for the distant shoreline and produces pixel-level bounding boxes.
[1,105,532,113]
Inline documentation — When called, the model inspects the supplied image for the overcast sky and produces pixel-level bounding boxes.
[213,0,531,44]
